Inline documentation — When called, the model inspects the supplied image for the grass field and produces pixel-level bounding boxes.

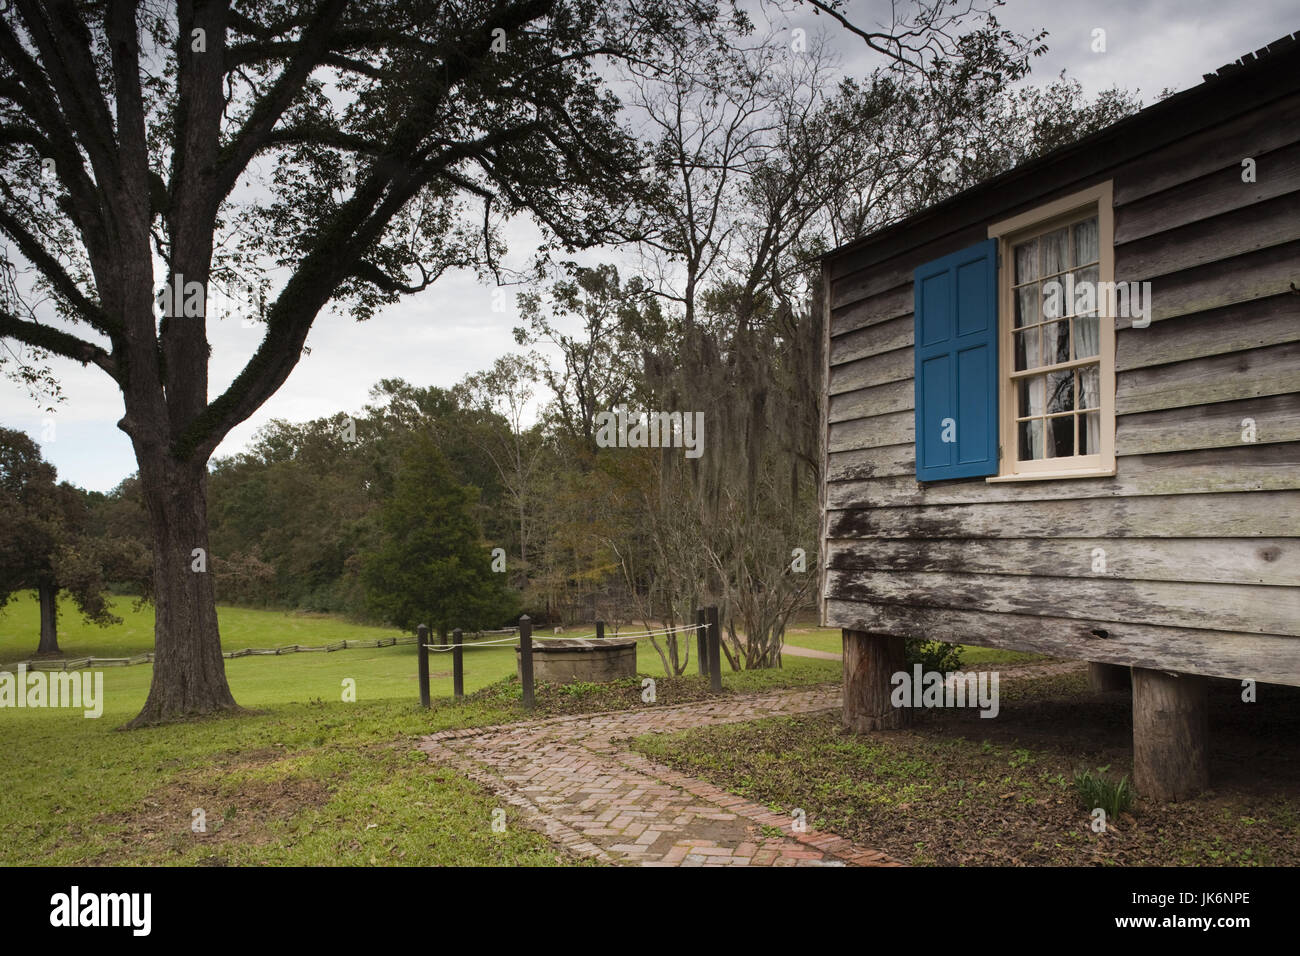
[0,590,840,865]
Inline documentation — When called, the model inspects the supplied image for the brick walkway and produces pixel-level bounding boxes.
[419,686,901,866]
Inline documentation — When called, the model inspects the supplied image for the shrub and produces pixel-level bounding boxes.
[905,637,964,673]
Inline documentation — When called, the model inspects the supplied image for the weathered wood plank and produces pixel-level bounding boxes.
[828,346,912,395]
[830,224,987,309]
[1115,239,1300,329]
[1116,341,1300,414]
[1116,295,1300,372]
[825,491,1299,538]
[826,442,1300,509]
[823,599,1300,685]
[826,568,1300,636]
[1116,189,1300,280]
[827,444,914,482]
[830,284,912,337]
[828,410,913,452]
[1113,92,1300,205]
[1113,140,1300,246]
[830,314,912,365]
[826,537,1298,587]
[1116,393,1300,456]
[827,378,913,424]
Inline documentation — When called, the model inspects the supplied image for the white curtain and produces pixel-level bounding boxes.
[1076,316,1101,454]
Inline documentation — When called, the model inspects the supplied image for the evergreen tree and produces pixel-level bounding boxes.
[362,433,515,638]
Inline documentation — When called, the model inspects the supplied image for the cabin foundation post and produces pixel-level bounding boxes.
[842,629,909,732]
[1131,667,1208,802]
[1088,662,1131,692]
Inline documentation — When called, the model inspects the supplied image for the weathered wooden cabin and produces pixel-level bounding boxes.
[819,34,1300,801]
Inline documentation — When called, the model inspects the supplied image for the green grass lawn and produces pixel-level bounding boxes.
[782,625,1049,668]
[0,591,840,865]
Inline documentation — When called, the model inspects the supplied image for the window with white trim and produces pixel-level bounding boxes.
[988,183,1116,480]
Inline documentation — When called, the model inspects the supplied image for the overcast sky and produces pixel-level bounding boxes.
[3,0,1296,492]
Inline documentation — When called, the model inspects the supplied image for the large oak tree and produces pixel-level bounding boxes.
[0,0,732,725]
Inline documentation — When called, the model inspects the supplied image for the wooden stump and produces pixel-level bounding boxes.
[1088,662,1131,692]
[842,630,909,732]
[1132,668,1208,802]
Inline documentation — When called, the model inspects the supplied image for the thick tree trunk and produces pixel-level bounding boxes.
[36,584,60,655]
[128,456,238,726]
[843,629,909,732]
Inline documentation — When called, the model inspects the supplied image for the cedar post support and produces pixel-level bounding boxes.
[452,628,464,700]
[518,615,535,710]
[1088,662,1131,692]
[706,606,722,693]
[695,608,707,676]
[1131,667,1208,801]
[416,624,430,709]
[842,629,909,732]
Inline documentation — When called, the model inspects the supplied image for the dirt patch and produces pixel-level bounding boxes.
[89,760,333,863]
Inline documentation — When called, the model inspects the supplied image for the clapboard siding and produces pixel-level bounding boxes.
[1115,393,1300,455]
[1112,140,1300,245]
[827,537,1297,587]
[1113,91,1300,204]
[1115,341,1300,414]
[830,284,913,337]
[1116,189,1300,280]
[1116,295,1299,372]
[821,60,1300,685]
[825,600,1300,685]
[827,379,913,423]
[826,442,1300,509]
[826,492,1294,540]
[825,569,1300,636]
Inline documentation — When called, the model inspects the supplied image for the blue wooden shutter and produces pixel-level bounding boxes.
[913,239,999,481]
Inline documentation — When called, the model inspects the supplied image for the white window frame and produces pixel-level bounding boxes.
[986,181,1116,482]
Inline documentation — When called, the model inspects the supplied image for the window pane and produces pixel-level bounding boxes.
[1015,239,1039,283]
[1072,264,1099,316]
[1014,326,1040,371]
[1077,363,1100,410]
[1015,283,1039,328]
[1072,217,1099,267]
[1046,369,1074,414]
[1042,319,1070,366]
[1019,419,1044,461]
[1047,415,1074,458]
[1081,411,1101,455]
[1018,375,1045,418]
[1073,315,1099,359]
[1041,227,1069,277]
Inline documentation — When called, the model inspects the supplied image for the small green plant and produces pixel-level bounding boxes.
[1074,767,1134,818]
[905,638,963,673]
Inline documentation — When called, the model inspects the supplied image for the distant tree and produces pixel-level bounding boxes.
[0,427,119,654]
[361,433,514,638]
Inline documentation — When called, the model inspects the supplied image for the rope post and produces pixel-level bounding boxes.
[417,624,430,709]
[519,615,535,710]
[453,628,464,700]
[596,620,605,640]
[707,606,722,693]
[696,608,708,676]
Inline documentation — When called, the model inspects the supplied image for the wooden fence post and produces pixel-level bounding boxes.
[417,624,430,709]
[696,608,707,676]
[706,606,722,693]
[453,628,464,700]
[519,615,534,710]
[596,620,605,640]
